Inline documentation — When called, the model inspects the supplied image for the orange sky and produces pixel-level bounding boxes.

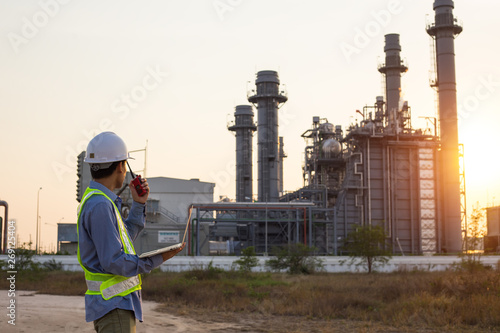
[0,0,499,251]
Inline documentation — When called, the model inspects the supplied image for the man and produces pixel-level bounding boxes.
[77,131,184,332]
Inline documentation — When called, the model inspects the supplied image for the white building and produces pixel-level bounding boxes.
[133,177,215,255]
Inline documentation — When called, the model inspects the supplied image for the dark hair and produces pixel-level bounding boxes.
[90,160,125,179]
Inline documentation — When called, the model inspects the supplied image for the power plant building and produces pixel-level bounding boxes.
[209,0,464,255]
[73,1,465,257]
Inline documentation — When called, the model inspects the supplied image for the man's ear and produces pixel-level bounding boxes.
[117,161,127,175]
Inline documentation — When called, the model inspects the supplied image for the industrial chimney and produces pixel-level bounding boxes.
[248,70,288,202]
[427,0,463,252]
[378,33,408,132]
[228,105,257,202]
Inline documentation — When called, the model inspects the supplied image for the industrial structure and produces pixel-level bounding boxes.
[0,200,8,253]
[426,0,463,253]
[71,1,465,257]
[228,105,257,202]
[485,206,500,253]
[207,0,464,255]
[248,70,288,202]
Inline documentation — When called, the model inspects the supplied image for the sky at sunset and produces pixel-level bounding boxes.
[1,0,499,251]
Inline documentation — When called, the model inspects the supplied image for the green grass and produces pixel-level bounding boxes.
[2,268,500,330]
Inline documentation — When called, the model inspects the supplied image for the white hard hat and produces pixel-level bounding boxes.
[84,132,132,168]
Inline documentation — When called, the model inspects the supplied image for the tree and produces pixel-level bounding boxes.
[343,224,392,273]
[233,246,259,272]
[265,243,323,274]
[456,205,489,272]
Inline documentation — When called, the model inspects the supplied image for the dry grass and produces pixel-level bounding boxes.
[143,268,500,331]
[2,268,500,331]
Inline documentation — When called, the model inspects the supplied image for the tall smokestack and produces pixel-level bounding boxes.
[228,105,256,202]
[378,33,408,132]
[248,70,287,202]
[427,0,463,252]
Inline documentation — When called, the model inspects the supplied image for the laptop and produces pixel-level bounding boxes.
[138,209,191,259]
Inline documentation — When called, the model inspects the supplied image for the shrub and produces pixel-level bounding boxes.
[14,242,41,271]
[233,246,259,272]
[265,243,323,274]
[184,260,224,280]
[0,242,63,272]
[41,258,64,271]
[456,206,488,272]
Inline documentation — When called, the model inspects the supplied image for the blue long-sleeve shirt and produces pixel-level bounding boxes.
[78,181,164,322]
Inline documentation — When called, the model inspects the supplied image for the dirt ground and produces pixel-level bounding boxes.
[0,291,489,333]
[0,291,250,333]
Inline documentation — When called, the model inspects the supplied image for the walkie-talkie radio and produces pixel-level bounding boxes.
[127,161,146,196]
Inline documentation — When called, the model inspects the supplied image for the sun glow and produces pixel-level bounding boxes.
[460,119,500,208]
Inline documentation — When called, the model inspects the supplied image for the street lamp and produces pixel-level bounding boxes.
[36,187,42,255]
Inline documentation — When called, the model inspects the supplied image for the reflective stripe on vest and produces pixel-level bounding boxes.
[86,275,141,300]
[77,187,142,300]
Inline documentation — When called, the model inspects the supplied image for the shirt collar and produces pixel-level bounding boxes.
[89,180,119,202]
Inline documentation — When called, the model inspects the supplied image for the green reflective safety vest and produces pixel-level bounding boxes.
[77,187,142,300]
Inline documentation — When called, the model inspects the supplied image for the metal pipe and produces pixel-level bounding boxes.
[265,201,268,255]
[0,200,8,253]
[303,146,314,186]
[387,146,392,239]
[325,215,328,254]
[278,136,285,195]
[308,207,313,247]
[303,208,307,245]
[287,211,291,246]
[367,138,372,226]
[435,147,443,252]
[195,209,200,256]
[295,208,299,244]
[383,144,389,236]
[333,207,337,256]
[416,152,423,254]
[409,148,415,254]
[344,190,348,239]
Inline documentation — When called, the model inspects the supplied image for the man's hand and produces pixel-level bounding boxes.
[161,243,185,262]
[129,178,149,204]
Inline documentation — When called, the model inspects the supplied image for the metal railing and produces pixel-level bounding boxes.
[147,203,181,224]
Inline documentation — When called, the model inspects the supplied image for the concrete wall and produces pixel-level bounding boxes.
[11,255,499,273]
